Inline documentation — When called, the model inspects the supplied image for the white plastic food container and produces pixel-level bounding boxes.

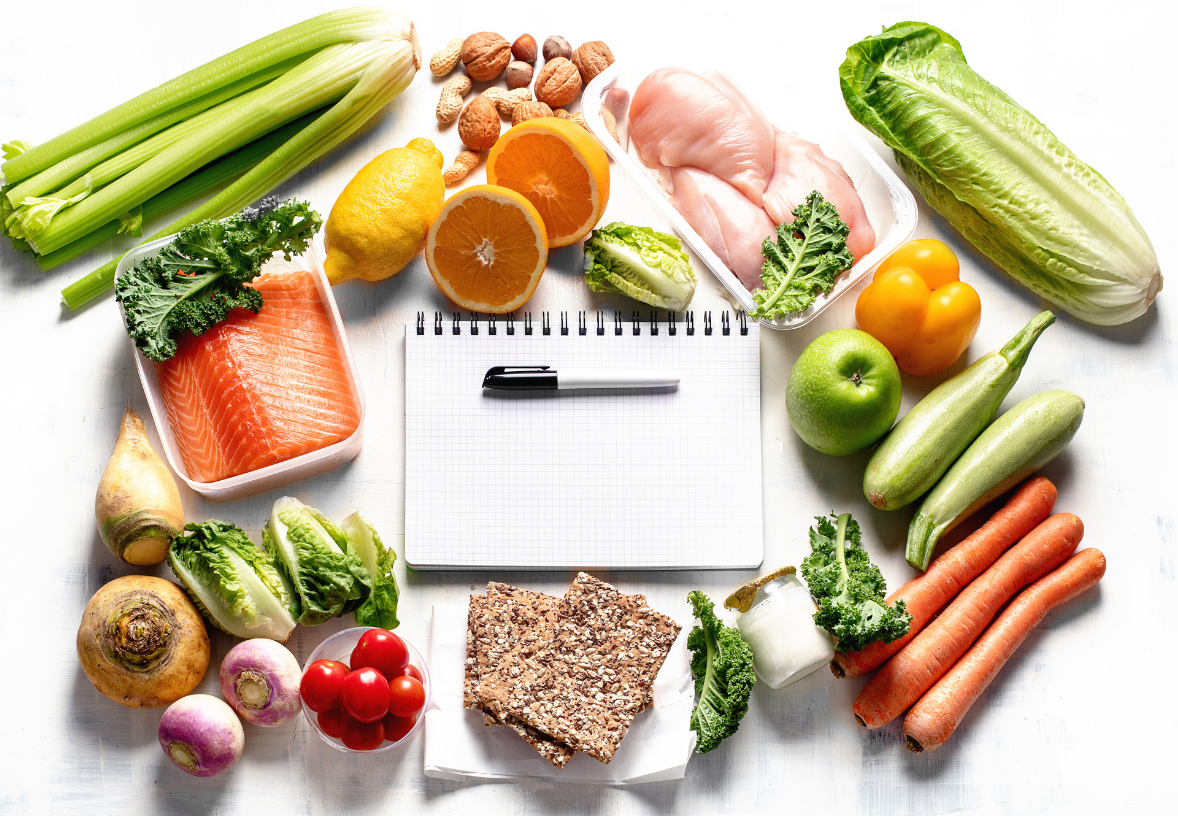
[116,234,365,502]
[582,63,918,330]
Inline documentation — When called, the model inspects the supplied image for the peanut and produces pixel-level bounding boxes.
[443,150,480,186]
[429,38,464,76]
[436,74,473,124]
[483,87,532,119]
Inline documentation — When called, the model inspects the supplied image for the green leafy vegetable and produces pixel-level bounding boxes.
[115,199,321,363]
[583,222,697,310]
[800,513,911,653]
[167,520,299,642]
[750,191,853,320]
[687,590,755,754]
[342,513,400,630]
[840,22,1161,326]
[264,497,360,627]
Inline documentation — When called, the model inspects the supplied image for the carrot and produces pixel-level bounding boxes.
[904,548,1106,752]
[832,477,1057,679]
[851,512,1083,728]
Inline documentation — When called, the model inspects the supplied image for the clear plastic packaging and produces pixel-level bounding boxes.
[302,627,431,754]
[582,63,918,330]
[116,234,365,502]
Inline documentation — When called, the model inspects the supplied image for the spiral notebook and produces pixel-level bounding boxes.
[404,310,763,570]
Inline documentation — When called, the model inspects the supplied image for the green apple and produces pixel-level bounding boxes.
[786,329,902,456]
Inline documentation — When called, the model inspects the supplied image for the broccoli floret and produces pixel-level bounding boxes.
[116,199,321,362]
[687,590,756,754]
[800,513,912,653]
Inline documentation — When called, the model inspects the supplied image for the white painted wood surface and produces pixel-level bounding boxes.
[1,1,1173,813]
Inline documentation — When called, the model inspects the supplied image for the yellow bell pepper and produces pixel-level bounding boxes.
[855,240,981,377]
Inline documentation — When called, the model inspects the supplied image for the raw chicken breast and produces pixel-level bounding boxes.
[630,67,775,200]
[763,129,876,260]
[670,166,776,290]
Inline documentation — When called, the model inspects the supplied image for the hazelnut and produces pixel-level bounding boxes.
[461,32,511,82]
[458,95,501,151]
[571,41,615,85]
[542,35,572,62]
[534,57,582,108]
[512,101,554,126]
[505,61,534,90]
[512,34,538,63]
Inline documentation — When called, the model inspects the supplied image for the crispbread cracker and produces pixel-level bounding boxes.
[463,593,484,710]
[470,583,576,768]
[478,573,681,764]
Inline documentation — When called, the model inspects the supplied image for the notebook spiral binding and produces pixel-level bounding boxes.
[426,310,748,336]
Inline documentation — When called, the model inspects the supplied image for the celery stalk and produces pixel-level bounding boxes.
[41,112,319,274]
[60,25,419,310]
[2,7,401,185]
[4,58,302,207]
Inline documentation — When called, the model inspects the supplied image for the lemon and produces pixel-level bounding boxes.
[323,138,445,285]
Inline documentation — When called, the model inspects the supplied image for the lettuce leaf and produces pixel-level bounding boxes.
[342,514,400,630]
[266,497,359,626]
[840,21,1161,325]
[584,222,696,310]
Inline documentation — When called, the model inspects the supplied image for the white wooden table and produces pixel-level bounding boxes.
[2,1,1173,813]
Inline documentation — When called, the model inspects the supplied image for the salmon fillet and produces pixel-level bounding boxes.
[156,269,360,482]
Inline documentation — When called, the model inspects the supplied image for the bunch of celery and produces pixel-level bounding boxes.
[0,7,420,309]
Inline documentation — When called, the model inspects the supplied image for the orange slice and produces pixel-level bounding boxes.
[425,185,548,313]
[486,117,610,248]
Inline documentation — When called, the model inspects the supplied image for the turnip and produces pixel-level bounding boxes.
[158,695,245,777]
[95,409,185,565]
[76,575,209,708]
[220,639,302,727]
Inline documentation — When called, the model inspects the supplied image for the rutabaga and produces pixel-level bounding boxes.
[840,23,1161,325]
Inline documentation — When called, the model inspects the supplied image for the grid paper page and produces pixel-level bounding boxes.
[404,321,762,569]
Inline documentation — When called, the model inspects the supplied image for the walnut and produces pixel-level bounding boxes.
[461,32,511,82]
[542,35,572,61]
[512,101,554,126]
[534,57,582,108]
[512,34,538,62]
[458,95,501,151]
[505,61,534,89]
[571,41,614,86]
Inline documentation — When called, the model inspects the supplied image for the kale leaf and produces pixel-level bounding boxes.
[749,190,853,320]
[116,199,322,362]
[800,513,911,653]
[687,590,756,754]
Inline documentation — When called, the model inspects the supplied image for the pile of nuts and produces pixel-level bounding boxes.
[430,32,615,185]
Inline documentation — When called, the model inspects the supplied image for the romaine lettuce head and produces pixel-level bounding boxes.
[840,22,1161,325]
[584,222,697,310]
[167,519,299,642]
[341,513,400,630]
[265,496,359,627]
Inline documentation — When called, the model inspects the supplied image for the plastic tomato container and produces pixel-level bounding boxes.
[302,628,431,754]
[582,62,918,331]
[116,233,365,501]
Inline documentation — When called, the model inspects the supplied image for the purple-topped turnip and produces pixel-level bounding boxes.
[220,639,302,727]
[158,694,244,777]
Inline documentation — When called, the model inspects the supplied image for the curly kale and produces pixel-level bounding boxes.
[800,513,911,653]
[750,190,853,320]
[687,590,756,754]
[116,199,322,362]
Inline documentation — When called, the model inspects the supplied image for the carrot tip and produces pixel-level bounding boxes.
[904,736,925,754]
[830,661,846,678]
[854,713,867,727]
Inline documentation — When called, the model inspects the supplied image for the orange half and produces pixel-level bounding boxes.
[425,185,548,313]
[486,117,610,248]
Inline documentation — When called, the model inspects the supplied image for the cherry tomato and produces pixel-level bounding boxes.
[317,708,348,739]
[351,629,410,679]
[388,675,426,717]
[342,667,390,723]
[382,712,417,743]
[301,659,350,713]
[341,715,385,751]
[404,664,424,684]
[875,238,959,289]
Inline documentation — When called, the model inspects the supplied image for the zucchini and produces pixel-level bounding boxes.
[864,311,1055,511]
[905,390,1084,570]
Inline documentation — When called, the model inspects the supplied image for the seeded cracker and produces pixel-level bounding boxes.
[463,594,485,710]
[478,573,681,764]
[471,583,576,768]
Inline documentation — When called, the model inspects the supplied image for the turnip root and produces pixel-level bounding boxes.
[158,695,245,777]
[220,639,302,727]
[76,575,209,708]
[95,409,184,565]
